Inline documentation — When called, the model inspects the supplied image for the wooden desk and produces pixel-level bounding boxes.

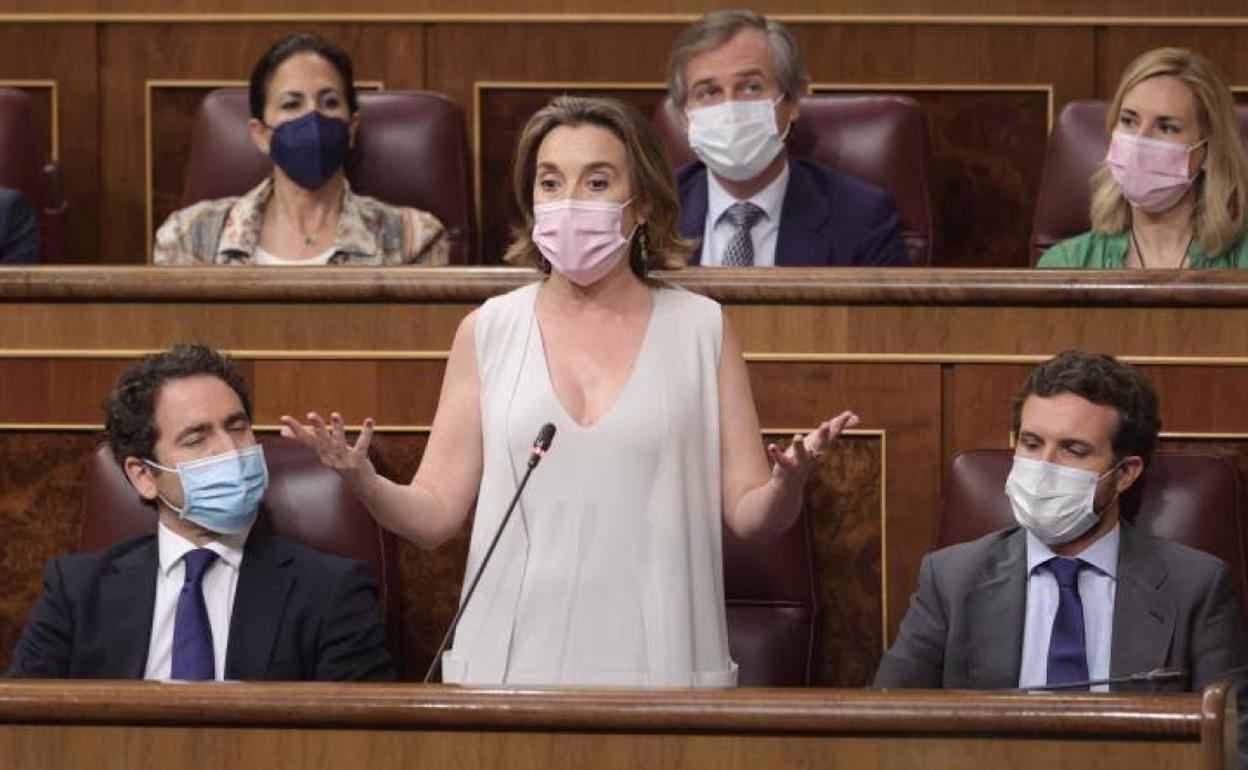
[0,681,1235,770]
[2,266,1247,683]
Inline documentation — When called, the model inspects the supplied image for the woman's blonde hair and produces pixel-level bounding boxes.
[1090,47,1248,257]
[503,95,691,275]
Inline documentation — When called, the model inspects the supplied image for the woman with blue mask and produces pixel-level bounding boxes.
[153,33,448,266]
[1038,47,1248,269]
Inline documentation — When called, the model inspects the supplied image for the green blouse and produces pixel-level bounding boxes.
[1037,230,1248,269]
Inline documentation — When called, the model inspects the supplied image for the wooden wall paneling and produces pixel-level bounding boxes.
[99,23,428,265]
[7,1,1248,16]
[0,300,474,350]
[1097,28,1248,99]
[249,359,447,427]
[0,24,98,263]
[793,24,1094,267]
[0,432,101,673]
[748,362,942,654]
[730,305,1248,356]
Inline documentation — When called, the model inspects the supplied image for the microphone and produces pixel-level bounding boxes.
[423,422,558,683]
[1026,667,1186,692]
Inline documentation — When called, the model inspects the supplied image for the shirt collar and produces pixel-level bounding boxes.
[706,160,789,229]
[1025,522,1120,579]
[156,520,247,576]
[215,177,378,260]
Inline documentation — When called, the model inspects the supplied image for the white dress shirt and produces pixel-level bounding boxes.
[254,245,336,265]
[1018,523,1119,691]
[143,522,247,681]
[700,162,789,267]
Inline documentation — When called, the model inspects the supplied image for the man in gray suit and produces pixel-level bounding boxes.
[875,351,1247,756]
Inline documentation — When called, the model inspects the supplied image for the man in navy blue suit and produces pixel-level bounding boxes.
[6,344,394,681]
[0,185,38,263]
[666,10,910,267]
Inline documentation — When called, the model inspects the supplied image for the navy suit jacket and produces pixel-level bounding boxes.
[0,186,38,264]
[676,157,911,267]
[6,530,395,681]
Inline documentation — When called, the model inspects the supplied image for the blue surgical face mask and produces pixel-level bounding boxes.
[267,111,350,191]
[146,445,268,535]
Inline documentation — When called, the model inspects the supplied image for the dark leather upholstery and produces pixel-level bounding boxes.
[654,95,935,266]
[723,508,818,686]
[78,437,400,639]
[180,89,475,263]
[941,449,1247,612]
[0,87,63,260]
[1030,100,1248,263]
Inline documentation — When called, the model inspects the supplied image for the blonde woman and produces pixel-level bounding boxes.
[281,96,857,687]
[1039,47,1248,268]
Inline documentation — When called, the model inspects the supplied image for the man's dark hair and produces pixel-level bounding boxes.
[105,343,254,467]
[248,33,358,121]
[1011,349,1161,466]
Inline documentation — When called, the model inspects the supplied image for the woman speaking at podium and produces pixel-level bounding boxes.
[282,96,856,687]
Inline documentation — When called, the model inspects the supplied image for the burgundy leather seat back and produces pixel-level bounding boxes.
[180,89,475,263]
[654,94,934,266]
[1030,99,1248,264]
[723,509,819,686]
[0,88,40,214]
[78,436,398,628]
[941,449,1248,612]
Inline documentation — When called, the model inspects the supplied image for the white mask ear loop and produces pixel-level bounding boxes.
[143,458,186,515]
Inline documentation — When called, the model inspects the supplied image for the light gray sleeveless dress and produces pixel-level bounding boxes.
[441,281,736,687]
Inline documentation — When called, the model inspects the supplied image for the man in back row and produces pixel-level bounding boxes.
[7,344,393,681]
[875,350,1247,761]
[667,9,911,267]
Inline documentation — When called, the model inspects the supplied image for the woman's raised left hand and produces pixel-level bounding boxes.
[766,410,860,486]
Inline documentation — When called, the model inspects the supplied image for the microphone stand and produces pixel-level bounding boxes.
[423,425,555,683]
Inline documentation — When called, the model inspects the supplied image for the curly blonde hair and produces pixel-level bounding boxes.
[1090,47,1248,257]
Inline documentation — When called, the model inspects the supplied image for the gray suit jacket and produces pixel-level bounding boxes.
[874,522,1248,765]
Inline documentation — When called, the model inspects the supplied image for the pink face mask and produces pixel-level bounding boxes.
[1106,130,1206,214]
[532,199,634,286]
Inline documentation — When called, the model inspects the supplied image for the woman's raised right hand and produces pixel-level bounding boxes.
[279,411,377,486]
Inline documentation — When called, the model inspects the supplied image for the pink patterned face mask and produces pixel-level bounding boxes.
[532,199,634,286]
[1106,130,1206,214]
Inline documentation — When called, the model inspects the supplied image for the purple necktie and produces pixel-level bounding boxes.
[1045,557,1090,687]
[171,548,218,681]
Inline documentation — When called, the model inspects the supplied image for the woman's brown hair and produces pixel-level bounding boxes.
[503,95,691,275]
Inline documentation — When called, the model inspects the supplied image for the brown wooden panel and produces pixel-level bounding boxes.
[814,88,1048,268]
[0,432,99,673]
[1098,28,1248,99]
[750,362,943,646]
[0,25,98,263]
[5,0,1248,15]
[98,23,428,265]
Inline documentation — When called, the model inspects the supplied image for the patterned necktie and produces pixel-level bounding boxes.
[1045,557,1090,687]
[171,548,219,681]
[720,201,765,266]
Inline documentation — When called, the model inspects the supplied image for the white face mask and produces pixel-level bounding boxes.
[686,97,790,182]
[1005,456,1121,546]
